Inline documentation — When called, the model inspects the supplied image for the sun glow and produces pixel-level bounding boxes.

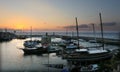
[2,16,34,30]
[0,14,65,31]
[14,24,27,30]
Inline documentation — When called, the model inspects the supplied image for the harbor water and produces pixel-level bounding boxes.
[0,38,66,72]
[0,37,119,72]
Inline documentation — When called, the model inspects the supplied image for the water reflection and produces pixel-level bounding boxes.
[0,38,66,72]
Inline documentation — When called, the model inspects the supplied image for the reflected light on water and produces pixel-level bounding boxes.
[0,38,66,72]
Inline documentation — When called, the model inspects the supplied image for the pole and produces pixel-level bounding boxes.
[75,17,79,48]
[99,13,104,50]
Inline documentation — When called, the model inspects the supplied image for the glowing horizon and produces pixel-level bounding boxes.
[0,0,120,31]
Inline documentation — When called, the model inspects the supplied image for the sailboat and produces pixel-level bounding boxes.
[88,24,97,43]
[62,14,113,62]
[21,27,44,54]
[23,26,40,48]
[21,32,51,54]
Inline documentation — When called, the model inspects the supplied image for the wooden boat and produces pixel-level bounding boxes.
[62,16,113,62]
[62,48,113,62]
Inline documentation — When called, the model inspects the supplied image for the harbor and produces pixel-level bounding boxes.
[0,0,120,72]
[0,16,120,72]
[0,33,120,72]
[0,17,120,72]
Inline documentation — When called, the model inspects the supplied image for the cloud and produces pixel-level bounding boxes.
[78,24,89,28]
[64,24,89,29]
[103,22,116,26]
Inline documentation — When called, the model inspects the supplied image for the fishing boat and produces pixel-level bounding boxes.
[21,33,52,54]
[23,40,40,48]
[22,44,48,54]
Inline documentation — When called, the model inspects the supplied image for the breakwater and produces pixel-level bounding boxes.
[0,32,16,41]
[59,35,120,46]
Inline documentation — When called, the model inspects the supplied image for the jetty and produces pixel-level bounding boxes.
[0,32,16,41]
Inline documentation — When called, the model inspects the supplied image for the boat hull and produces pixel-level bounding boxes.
[22,48,48,54]
[62,52,113,62]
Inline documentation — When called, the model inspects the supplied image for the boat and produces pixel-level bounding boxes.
[17,35,27,39]
[88,23,97,43]
[23,40,40,48]
[63,48,112,62]
[22,44,48,54]
[88,40,97,43]
[21,33,52,54]
[23,43,60,54]
[62,16,113,62]
[80,64,98,72]
[23,26,36,48]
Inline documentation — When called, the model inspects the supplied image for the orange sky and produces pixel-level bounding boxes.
[0,15,65,31]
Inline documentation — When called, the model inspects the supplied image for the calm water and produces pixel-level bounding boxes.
[0,38,66,72]
[0,37,119,72]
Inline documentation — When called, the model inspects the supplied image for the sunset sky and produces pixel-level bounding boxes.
[0,0,120,31]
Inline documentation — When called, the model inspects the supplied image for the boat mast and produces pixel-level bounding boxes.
[75,17,79,48]
[72,31,74,37]
[66,28,68,36]
[91,24,96,42]
[30,26,32,41]
[99,13,104,50]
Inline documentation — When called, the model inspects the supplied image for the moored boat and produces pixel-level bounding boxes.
[22,43,49,54]
[23,40,40,48]
[62,48,113,62]
[62,16,113,63]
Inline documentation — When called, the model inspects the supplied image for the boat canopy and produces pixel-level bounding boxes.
[75,49,88,52]
[35,44,42,48]
[88,49,108,54]
[66,44,77,49]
